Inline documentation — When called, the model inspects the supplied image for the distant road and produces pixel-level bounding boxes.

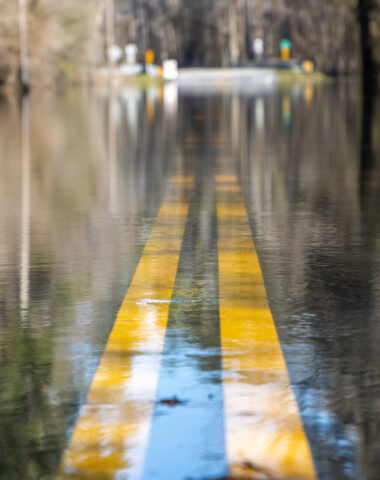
[178,68,278,91]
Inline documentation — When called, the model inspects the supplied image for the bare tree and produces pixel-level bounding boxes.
[358,0,378,91]
[18,0,29,90]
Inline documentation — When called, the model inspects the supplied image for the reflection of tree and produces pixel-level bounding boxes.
[233,84,380,478]
[20,96,30,320]
[358,91,380,478]
[0,87,180,479]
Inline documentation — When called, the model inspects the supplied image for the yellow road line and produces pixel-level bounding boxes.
[216,174,316,480]
[58,176,191,480]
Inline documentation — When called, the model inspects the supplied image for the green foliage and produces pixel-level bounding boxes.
[132,74,165,89]
[57,59,80,82]
[276,70,330,85]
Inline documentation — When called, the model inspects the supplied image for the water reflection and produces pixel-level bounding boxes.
[0,86,180,479]
[0,81,379,479]
[20,96,31,321]
[235,83,380,479]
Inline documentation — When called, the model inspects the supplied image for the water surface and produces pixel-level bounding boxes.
[0,81,379,479]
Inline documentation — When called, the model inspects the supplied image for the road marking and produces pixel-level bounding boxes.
[58,176,191,480]
[216,174,316,480]
[141,174,227,480]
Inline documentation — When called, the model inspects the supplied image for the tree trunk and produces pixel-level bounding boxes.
[358,0,377,93]
[18,0,29,91]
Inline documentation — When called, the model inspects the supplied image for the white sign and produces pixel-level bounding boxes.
[253,38,264,57]
[163,59,178,81]
[125,43,138,64]
[108,44,123,63]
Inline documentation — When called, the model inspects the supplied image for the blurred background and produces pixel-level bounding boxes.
[0,2,380,480]
[0,0,379,88]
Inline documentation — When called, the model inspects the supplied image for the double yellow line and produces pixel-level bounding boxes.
[59,174,316,480]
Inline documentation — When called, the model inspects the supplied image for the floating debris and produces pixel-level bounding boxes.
[137,298,201,305]
[211,460,288,480]
[158,396,186,407]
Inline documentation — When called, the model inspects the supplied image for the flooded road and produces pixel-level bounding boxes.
[0,81,379,480]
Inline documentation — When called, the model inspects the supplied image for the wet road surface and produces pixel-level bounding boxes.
[0,82,379,480]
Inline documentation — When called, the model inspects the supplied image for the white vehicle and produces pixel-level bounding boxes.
[163,59,178,81]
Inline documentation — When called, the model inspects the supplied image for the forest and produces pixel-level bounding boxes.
[0,0,379,88]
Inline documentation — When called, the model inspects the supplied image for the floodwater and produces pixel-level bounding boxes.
[0,80,379,480]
